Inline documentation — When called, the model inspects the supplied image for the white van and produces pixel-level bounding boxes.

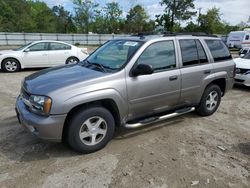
[227,29,250,49]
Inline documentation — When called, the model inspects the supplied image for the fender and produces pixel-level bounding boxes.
[51,88,129,122]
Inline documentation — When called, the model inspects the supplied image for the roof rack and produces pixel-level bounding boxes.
[131,32,160,37]
[163,32,218,38]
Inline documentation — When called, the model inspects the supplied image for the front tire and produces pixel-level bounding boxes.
[67,106,115,153]
[196,84,221,116]
[2,58,21,72]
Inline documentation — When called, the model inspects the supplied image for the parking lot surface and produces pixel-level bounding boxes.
[0,69,249,188]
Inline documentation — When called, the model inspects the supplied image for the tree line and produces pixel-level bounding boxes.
[0,0,248,34]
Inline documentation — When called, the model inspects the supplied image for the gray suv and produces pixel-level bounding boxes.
[16,34,235,153]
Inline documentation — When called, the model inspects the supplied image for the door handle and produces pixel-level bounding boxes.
[204,70,211,74]
[169,75,178,81]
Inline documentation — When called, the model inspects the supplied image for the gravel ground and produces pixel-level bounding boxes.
[0,60,249,187]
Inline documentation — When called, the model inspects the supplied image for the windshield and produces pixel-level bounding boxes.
[86,40,143,71]
[14,42,32,51]
[243,52,250,59]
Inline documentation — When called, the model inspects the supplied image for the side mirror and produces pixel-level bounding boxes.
[24,48,30,52]
[131,64,154,77]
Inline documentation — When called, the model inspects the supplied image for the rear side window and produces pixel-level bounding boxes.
[50,43,71,50]
[205,40,232,62]
[180,39,208,66]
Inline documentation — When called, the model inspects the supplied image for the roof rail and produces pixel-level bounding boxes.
[131,32,160,37]
[163,32,218,38]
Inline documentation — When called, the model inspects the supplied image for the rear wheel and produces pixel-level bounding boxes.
[196,84,221,116]
[66,57,79,64]
[2,58,21,72]
[67,106,115,153]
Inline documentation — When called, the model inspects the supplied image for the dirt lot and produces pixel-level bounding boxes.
[0,68,249,188]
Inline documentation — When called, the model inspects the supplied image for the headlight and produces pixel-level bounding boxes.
[29,95,52,115]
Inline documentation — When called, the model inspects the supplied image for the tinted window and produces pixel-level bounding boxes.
[196,40,208,63]
[50,42,71,50]
[245,35,249,40]
[29,43,48,51]
[137,41,176,72]
[180,39,199,66]
[205,40,232,62]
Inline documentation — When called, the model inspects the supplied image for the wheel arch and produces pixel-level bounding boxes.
[1,57,22,69]
[62,99,121,142]
[66,56,79,64]
[206,78,226,96]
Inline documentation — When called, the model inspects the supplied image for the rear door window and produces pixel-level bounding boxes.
[205,40,232,62]
[179,39,208,66]
[49,42,71,50]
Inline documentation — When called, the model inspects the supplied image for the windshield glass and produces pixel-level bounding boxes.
[14,42,32,51]
[86,40,143,71]
[243,52,250,59]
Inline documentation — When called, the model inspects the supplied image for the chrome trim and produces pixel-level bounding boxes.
[125,107,195,129]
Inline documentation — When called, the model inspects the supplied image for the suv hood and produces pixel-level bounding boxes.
[234,58,250,69]
[23,64,106,95]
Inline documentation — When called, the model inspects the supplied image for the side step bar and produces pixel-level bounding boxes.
[125,107,195,129]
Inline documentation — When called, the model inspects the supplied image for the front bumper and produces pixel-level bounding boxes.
[15,96,67,142]
[235,74,250,87]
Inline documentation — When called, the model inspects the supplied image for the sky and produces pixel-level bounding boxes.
[43,0,250,25]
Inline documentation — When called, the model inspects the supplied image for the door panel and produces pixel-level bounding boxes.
[126,40,181,119]
[48,42,72,65]
[126,70,181,119]
[22,42,49,67]
[178,39,214,105]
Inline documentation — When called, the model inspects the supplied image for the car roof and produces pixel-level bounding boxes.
[114,33,219,42]
[31,40,73,45]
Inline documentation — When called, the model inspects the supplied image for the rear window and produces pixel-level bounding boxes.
[245,35,249,40]
[205,40,232,62]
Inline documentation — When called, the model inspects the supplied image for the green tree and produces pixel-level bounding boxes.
[125,5,149,33]
[29,1,58,33]
[73,0,99,33]
[104,2,122,34]
[91,9,107,33]
[157,0,196,32]
[52,5,76,33]
[0,0,36,32]
[198,8,223,34]
[184,21,200,32]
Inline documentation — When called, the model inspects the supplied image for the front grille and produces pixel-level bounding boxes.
[236,68,249,74]
[235,79,245,83]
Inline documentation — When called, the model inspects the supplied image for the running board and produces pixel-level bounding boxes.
[125,107,195,129]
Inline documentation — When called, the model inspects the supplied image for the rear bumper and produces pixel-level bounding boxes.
[234,74,250,87]
[15,96,67,142]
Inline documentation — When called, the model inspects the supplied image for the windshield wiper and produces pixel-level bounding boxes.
[90,62,107,73]
[81,60,116,73]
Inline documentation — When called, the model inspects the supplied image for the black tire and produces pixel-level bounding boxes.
[1,58,21,72]
[67,106,115,153]
[66,57,79,64]
[196,84,222,116]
